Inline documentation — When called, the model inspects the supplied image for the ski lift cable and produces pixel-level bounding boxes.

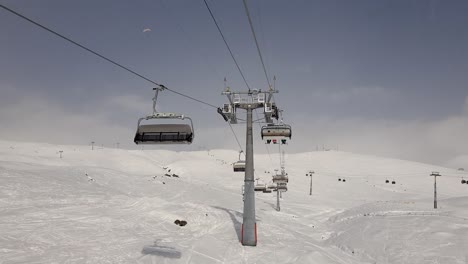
[0,3,219,109]
[228,122,244,153]
[203,0,252,91]
[241,0,271,89]
[203,1,274,155]
[1,3,250,152]
[156,1,246,152]
[158,0,224,81]
[254,109,274,166]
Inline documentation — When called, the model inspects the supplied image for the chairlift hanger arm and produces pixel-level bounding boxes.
[217,107,229,122]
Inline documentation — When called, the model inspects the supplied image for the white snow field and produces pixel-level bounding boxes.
[0,140,467,264]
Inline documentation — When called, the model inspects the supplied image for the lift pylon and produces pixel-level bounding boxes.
[219,88,278,246]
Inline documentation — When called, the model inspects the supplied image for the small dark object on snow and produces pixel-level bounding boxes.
[174,219,187,226]
[168,169,171,172]
[162,182,166,184]
[342,179,346,182]
[172,174,179,178]
[164,173,172,177]
[205,213,208,216]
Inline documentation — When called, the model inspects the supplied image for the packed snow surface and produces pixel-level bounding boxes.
[0,140,467,263]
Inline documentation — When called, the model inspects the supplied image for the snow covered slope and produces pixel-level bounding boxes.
[0,140,467,264]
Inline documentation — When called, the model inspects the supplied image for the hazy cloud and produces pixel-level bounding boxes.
[288,97,468,167]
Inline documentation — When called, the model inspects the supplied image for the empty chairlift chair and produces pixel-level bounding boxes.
[276,182,288,191]
[233,150,246,172]
[272,174,289,183]
[135,121,193,144]
[233,161,246,172]
[134,87,194,145]
[254,183,267,192]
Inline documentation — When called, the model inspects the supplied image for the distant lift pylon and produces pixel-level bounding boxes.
[134,87,194,145]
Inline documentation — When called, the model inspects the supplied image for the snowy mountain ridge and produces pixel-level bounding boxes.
[0,140,467,263]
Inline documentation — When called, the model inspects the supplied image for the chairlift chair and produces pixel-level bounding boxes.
[134,87,194,145]
[233,161,246,172]
[267,183,276,190]
[261,123,292,139]
[462,178,466,184]
[385,179,389,183]
[342,178,346,182]
[272,174,288,183]
[254,183,267,192]
[276,182,288,191]
[391,180,396,184]
[233,150,246,172]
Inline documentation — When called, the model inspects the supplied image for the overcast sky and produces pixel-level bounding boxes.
[1,0,467,167]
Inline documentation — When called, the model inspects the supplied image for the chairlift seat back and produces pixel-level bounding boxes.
[233,160,246,172]
[134,124,193,144]
[272,174,288,183]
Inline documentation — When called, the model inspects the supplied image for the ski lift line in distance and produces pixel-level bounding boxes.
[134,88,194,145]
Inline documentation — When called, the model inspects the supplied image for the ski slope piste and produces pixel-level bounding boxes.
[0,140,467,263]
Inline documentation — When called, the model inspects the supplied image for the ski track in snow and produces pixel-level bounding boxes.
[0,140,467,263]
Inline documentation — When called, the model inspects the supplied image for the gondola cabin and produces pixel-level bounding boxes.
[134,124,194,144]
[233,161,246,172]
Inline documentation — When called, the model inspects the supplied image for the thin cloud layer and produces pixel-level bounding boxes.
[288,97,468,167]
[0,84,466,168]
